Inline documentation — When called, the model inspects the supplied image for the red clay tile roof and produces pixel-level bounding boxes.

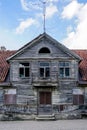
[0,50,16,82]
[72,50,87,81]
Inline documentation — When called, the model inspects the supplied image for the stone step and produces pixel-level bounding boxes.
[35,114,56,121]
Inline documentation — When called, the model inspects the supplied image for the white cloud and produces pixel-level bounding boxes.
[16,18,36,34]
[47,0,58,2]
[20,0,58,18]
[37,3,58,19]
[66,25,73,34]
[46,3,58,18]
[21,1,42,11]
[20,0,29,11]
[62,2,87,49]
[61,0,83,19]
[20,0,54,11]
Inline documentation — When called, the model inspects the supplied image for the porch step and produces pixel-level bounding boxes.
[35,114,56,121]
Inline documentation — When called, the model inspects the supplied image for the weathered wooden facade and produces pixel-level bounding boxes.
[0,33,87,119]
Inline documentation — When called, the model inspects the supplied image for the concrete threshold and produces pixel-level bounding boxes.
[35,114,56,121]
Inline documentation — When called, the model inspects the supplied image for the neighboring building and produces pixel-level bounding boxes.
[0,33,87,119]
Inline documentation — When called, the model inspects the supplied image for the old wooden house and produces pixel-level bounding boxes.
[0,33,87,119]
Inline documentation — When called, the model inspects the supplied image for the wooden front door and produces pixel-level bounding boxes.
[38,92,52,115]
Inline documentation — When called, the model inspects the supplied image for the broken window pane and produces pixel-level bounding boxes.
[46,67,50,77]
[40,68,44,77]
[65,68,69,76]
[19,68,24,77]
[19,62,30,78]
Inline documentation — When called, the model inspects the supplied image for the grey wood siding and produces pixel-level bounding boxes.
[13,39,71,59]
[10,61,19,81]
[10,60,78,82]
[7,33,81,115]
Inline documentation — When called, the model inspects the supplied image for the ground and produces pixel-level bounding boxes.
[0,120,87,130]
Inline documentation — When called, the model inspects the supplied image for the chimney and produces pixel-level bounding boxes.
[0,46,6,51]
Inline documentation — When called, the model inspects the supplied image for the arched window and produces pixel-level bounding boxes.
[39,47,50,54]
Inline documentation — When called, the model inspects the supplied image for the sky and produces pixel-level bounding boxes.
[0,0,87,50]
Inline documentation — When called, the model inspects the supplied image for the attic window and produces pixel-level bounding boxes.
[39,47,50,54]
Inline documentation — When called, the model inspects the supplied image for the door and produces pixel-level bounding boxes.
[38,91,52,115]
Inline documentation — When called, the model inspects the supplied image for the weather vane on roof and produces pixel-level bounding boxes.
[31,0,47,33]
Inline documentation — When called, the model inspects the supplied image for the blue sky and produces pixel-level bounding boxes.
[0,0,87,50]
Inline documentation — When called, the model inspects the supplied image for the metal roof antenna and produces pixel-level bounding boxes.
[39,0,46,33]
[43,1,46,33]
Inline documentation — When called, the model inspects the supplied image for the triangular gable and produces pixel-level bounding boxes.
[7,33,82,61]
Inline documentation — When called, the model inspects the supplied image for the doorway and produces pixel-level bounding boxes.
[38,91,52,115]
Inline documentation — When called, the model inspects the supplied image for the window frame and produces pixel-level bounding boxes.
[4,89,16,105]
[73,89,84,105]
[59,61,71,78]
[73,94,84,105]
[39,47,50,54]
[19,62,30,78]
[39,62,50,78]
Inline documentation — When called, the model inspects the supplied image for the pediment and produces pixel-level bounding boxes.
[7,33,81,61]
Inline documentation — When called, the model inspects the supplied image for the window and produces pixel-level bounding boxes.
[59,61,70,77]
[39,47,50,54]
[19,63,30,78]
[73,95,84,105]
[39,62,50,78]
[4,89,16,105]
[73,89,84,105]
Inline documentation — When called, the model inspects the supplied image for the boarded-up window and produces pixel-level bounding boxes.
[4,89,16,105]
[73,89,84,105]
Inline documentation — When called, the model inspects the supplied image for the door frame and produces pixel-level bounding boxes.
[37,88,52,115]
